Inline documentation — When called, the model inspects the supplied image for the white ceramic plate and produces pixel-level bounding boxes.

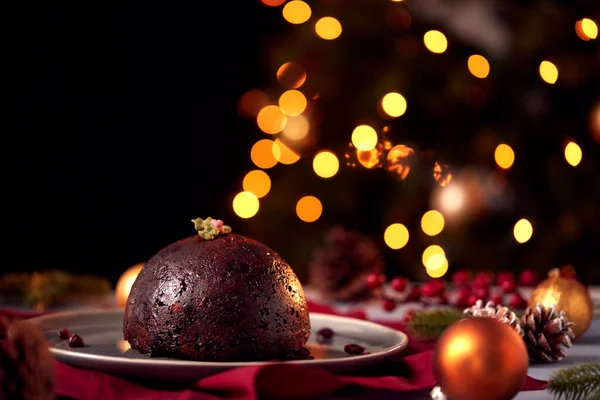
[29,309,408,383]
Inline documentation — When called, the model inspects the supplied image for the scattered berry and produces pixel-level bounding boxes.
[490,294,503,305]
[452,270,472,285]
[382,298,397,311]
[519,269,539,286]
[405,285,421,302]
[58,328,70,340]
[402,309,418,323]
[438,293,449,305]
[495,271,515,286]
[367,273,386,289]
[473,271,494,287]
[508,293,527,309]
[474,286,489,301]
[68,334,85,348]
[501,279,517,294]
[391,276,409,292]
[344,344,366,355]
[454,294,470,308]
[467,294,479,307]
[359,351,371,355]
[317,327,334,340]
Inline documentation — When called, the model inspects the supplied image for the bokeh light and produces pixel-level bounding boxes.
[380,92,407,118]
[251,139,279,169]
[237,89,269,118]
[313,150,339,178]
[384,223,410,249]
[296,195,322,222]
[590,103,600,144]
[467,55,490,79]
[351,125,378,151]
[425,254,449,278]
[282,1,311,24]
[494,144,515,169]
[257,105,288,134]
[513,219,533,244]
[115,263,144,308]
[242,170,271,198]
[564,141,583,167]
[357,144,384,169]
[279,90,307,116]
[421,210,445,236]
[422,245,445,267]
[539,61,559,84]
[261,0,286,6]
[433,162,452,186]
[576,18,598,41]
[282,114,310,141]
[387,144,415,180]
[233,191,260,219]
[435,184,466,217]
[273,139,301,165]
[277,62,307,89]
[315,17,342,40]
[423,30,448,54]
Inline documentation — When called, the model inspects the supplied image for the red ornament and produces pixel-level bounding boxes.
[501,279,517,294]
[474,286,489,301]
[367,273,386,289]
[496,271,515,286]
[382,298,396,311]
[452,270,472,285]
[405,285,421,302]
[518,269,539,286]
[508,292,527,309]
[391,276,409,292]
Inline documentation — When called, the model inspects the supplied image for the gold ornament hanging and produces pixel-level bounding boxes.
[528,268,593,339]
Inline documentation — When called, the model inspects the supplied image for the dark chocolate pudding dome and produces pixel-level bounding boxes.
[123,217,311,361]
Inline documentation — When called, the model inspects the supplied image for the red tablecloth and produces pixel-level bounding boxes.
[1,303,547,400]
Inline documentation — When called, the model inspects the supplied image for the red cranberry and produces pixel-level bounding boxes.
[519,269,539,286]
[391,276,409,292]
[360,351,371,355]
[501,279,517,294]
[405,285,421,302]
[317,328,334,340]
[452,270,472,285]
[508,293,527,309]
[474,271,494,287]
[496,271,515,286]
[290,347,314,360]
[382,298,396,311]
[367,273,386,289]
[58,328,71,340]
[454,294,470,308]
[474,286,489,300]
[68,334,85,348]
[344,344,366,355]
[491,294,503,305]
[402,309,418,323]
[467,294,479,307]
[438,293,449,305]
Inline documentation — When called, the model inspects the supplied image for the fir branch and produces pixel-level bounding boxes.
[406,308,464,340]
[548,363,600,400]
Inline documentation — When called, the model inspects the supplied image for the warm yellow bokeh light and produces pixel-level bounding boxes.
[313,150,339,178]
[279,90,307,116]
[233,191,260,219]
[564,141,583,167]
[237,89,269,118]
[467,55,490,79]
[514,219,533,244]
[357,146,384,169]
[351,125,378,151]
[423,30,448,54]
[277,62,307,89]
[251,139,279,169]
[115,263,144,308]
[494,143,515,169]
[282,0,311,24]
[576,18,598,40]
[261,0,286,6]
[539,61,559,84]
[273,139,301,165]
[422,245,445,267]
[421,210,445,236]
[257,105,288,134]
[387,144,415,180]
[381,92,407,118]
[296,195,323,222]
[282,115,310,141]
[426,255,449,278]
[383,223,410,250]
[315,17,342,40]
[242,170,271,198]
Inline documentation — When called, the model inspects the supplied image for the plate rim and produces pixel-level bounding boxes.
[29,308,409,367]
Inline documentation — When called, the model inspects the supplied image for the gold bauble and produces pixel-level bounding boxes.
[528,269,593,338]
[115,263,144,308]
[433,317,529,400]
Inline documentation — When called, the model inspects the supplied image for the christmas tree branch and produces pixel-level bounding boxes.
[406,308,464,340]
[548,362,600,400]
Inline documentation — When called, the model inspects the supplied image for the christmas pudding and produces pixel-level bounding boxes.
[123,217,311,361]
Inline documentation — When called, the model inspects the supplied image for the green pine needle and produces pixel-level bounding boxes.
[406,308,464,340]
[548,362,600,400]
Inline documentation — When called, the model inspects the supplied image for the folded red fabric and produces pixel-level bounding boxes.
[1,304,548,400]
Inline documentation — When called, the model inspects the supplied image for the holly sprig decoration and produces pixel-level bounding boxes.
[548,363,600,400]
[405,308,464,340]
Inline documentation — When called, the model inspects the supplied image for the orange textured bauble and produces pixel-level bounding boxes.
[115,263,144,308]
[433,317,529,400]
[528,269,593,338]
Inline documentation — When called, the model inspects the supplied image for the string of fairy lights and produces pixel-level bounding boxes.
[231,0,599,279]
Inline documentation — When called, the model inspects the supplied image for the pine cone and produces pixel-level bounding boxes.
[463,299,524,337]
[521,303,575,363]
[308,226,384,301]
[0,318,55,400]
